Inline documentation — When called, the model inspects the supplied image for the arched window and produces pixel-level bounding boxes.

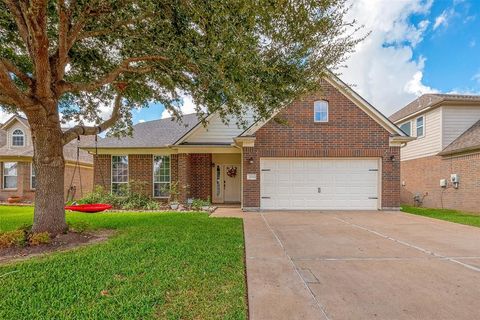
[12,129,24,146]
[314,100,329,122]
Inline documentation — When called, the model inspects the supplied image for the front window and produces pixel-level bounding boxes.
[111,156,128,195]
[3,162,17,189]
[314,100,329,122]
[399,122,411,136]
[31,163,36,189]
[416,116,424,137]
[153,155,170,198]
[12,129,24,146]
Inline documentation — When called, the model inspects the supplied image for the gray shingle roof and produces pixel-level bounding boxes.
[389,94,480,123]
[439,120,480,156]
[94,114,199,148]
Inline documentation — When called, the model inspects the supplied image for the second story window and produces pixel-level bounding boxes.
[12,129,25,146]
[399,122,411,136]
[314,100,329,122]
[416,116,424,137]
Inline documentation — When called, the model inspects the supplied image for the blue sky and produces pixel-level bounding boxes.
[412,0,480,93]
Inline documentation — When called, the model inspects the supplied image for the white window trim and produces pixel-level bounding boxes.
[416,116,425,138]
[152,155,171,199]
[30,162,36,190]
[3,162,18,190]
[399,121,412,136]
[111,155,129,194]
[11,129,25,147]
[314,100,329,123]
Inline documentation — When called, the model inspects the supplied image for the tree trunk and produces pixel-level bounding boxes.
[31,121,68,235]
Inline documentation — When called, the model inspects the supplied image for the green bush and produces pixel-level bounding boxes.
[191,198,211,211]
[80,182,160,211]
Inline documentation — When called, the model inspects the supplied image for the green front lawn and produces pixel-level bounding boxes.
[0,207,246,319]
[402,205,480,228]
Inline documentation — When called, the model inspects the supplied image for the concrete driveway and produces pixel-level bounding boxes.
[215,209,480,320]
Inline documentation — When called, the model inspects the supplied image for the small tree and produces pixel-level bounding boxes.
[0,0,361,234]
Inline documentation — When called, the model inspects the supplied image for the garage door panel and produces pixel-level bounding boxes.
[260,158,379,210]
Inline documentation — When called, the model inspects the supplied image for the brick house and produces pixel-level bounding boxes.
[84,73,411,210]
[0,116,94,202]
[390,94,480,212]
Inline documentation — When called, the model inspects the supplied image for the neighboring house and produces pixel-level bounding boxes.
[390,94,480,212]
[83,74,411,211]
[0,116,94,202]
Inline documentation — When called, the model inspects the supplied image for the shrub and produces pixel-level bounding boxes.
[28,232,51,246]
[80,183,160,210]
[191,198,211,211]
[0,230,27,248]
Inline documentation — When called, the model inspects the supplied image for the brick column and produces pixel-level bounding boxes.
[189,154,212,200]
[176,153,190,203]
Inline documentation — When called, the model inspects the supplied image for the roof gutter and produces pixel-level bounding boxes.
[437,145,480,157]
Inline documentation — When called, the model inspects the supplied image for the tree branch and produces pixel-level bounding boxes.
[0,61,34,108]
[4,0,31,55]
[61,94,122,145]
[59,55,168,93]
[0,59,33,87]
[56,0,69,82]
[18,0,52,100]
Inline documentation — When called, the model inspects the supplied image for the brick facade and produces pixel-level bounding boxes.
[129,154,153,195]
[94,154,111,191]
[242,80,401,209]
[0,161,93,202]
[94,153,212,203]
[401,153,480,212]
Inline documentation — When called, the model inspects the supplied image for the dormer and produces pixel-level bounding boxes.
[1,116,31,148]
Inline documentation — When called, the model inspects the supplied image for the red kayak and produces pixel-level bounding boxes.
[65,204,112,213]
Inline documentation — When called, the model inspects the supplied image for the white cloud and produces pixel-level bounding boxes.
[0,110,14,123]
[161,93,198,119]
[138,119,146,123]
[433,10,448,30]
[340,0,438,116]
[472,71,480,84]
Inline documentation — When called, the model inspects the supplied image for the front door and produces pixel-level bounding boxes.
[212,164,241,203]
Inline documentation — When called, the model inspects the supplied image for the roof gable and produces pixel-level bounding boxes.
[175,109,256,145]
[439,119,480,156]
[241,71,407,138]
[1,115,30,131]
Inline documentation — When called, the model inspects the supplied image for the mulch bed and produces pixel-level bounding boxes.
[0,230,114,265]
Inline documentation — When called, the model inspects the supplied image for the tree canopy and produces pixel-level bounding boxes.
[1,0,361,142]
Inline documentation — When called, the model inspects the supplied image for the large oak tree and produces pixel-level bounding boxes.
[0,0,361,234]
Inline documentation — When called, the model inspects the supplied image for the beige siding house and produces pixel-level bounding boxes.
[0,116,94,202]
[390,94,480,212]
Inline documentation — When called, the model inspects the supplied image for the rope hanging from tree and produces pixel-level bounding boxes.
[64,132,111,213]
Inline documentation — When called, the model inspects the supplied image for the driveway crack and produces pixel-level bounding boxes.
[260,212,331,320]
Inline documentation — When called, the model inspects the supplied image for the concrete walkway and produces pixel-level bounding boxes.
[212,209,480,320]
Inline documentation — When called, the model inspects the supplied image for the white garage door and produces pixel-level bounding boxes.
[260,158,380,210]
